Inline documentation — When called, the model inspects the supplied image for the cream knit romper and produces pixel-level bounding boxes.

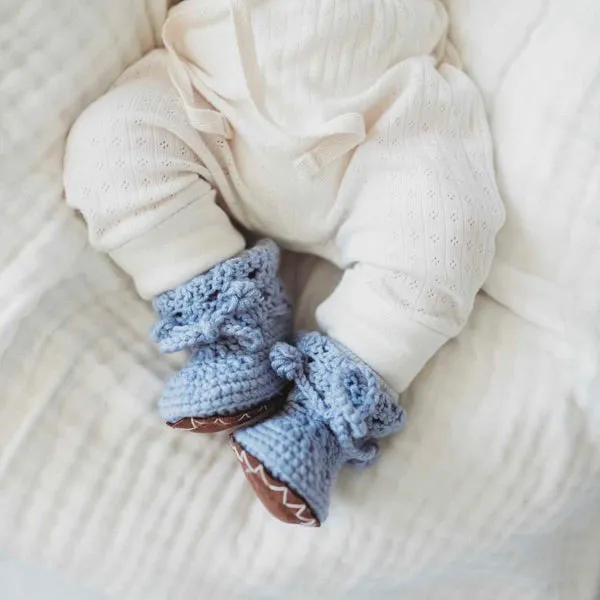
[64,0,504,393]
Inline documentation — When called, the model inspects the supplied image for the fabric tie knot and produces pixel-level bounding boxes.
[154,280,264,352]
[270,342,305,381]
[191,317,220,344]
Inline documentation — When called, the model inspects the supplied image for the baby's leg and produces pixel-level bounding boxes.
[64,50,291,430]
[317,58,505,394]
[64,49,244,300]
[232,58,505,527]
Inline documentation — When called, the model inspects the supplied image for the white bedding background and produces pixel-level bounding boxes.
[1,1,600,599]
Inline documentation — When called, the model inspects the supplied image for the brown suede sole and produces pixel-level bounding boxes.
[230,438,320,527]
[168,402,279,434]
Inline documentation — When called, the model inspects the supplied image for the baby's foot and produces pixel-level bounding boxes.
[152,239,292,433]
[230,332,405,525]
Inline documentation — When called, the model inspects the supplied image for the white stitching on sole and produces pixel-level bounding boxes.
[232,444,317,527]
[171,404,269,431]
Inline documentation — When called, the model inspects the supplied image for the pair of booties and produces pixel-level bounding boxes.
[152,240,405,526]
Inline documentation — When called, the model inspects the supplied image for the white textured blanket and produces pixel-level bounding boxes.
[1,1,600,599]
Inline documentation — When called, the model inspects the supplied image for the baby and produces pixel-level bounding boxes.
[64,0,504,526]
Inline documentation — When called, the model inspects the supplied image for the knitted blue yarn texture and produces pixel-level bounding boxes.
[232,332,406,523]
[151,239,292,423]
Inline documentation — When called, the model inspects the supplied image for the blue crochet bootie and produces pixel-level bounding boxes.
[152,239,292,433]
[230,332,405,526]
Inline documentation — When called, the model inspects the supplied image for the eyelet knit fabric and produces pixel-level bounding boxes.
[151,239,292,422]
[64,0,506,396]
[232,332,405,524]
